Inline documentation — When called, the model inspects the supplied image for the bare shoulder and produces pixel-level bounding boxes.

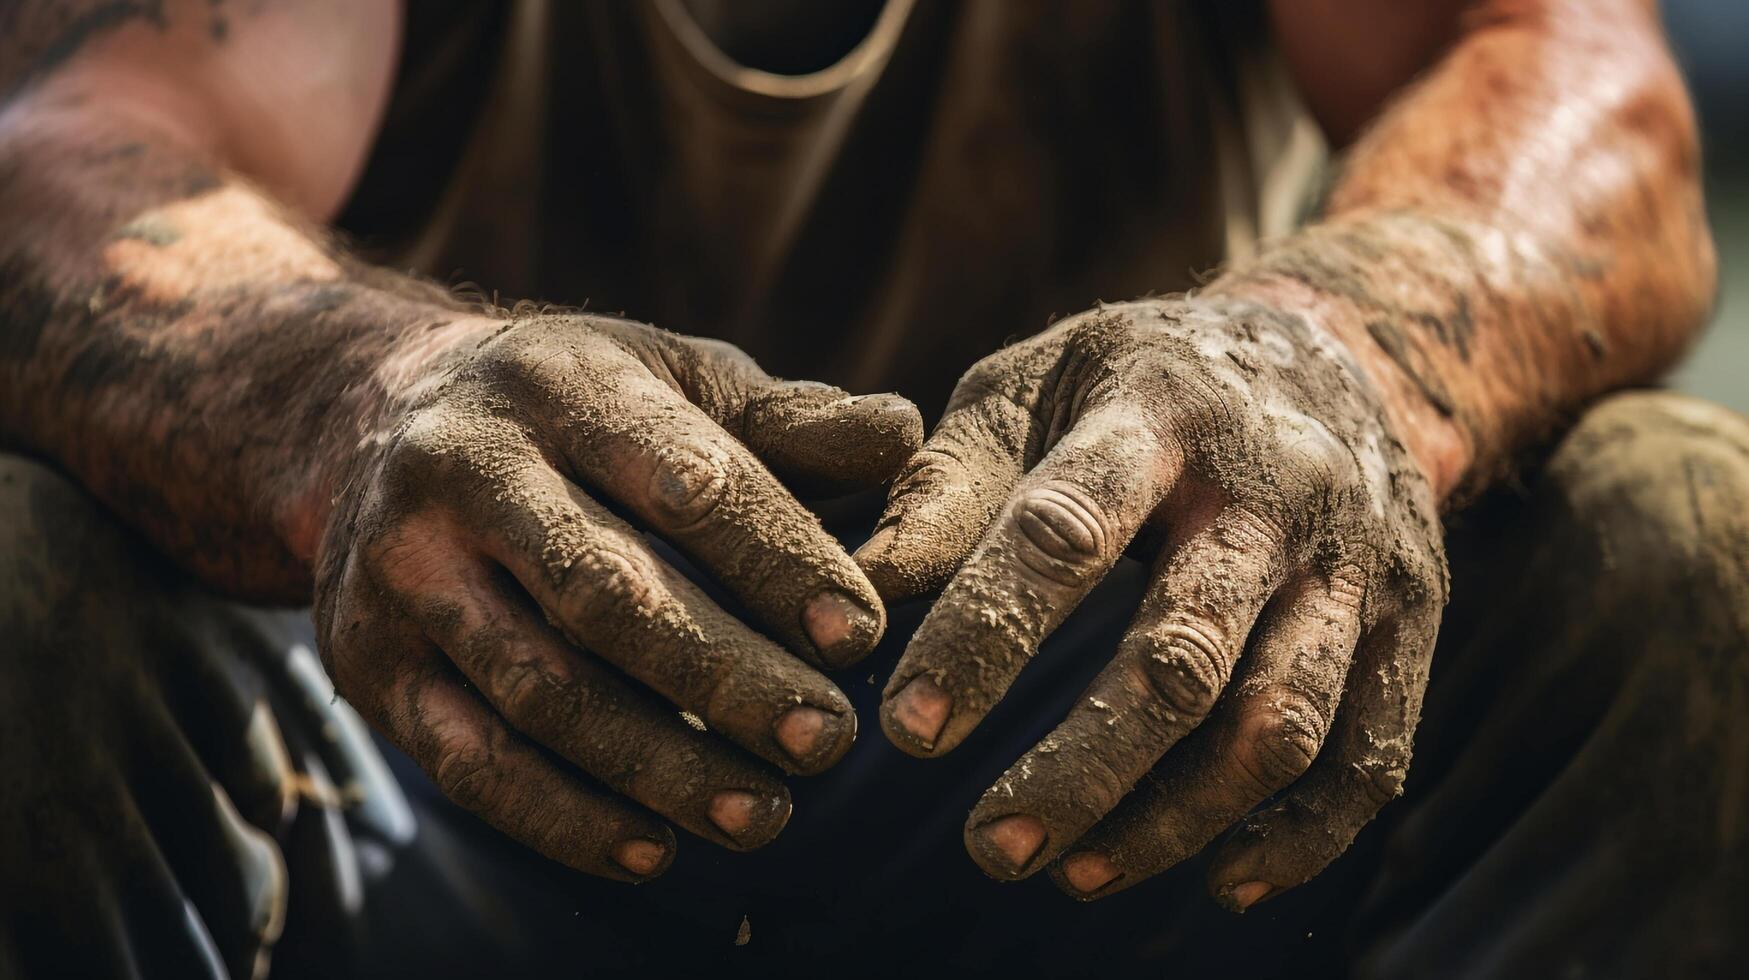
[0,0,402,219]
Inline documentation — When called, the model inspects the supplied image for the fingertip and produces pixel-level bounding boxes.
[1215,880,1278,913]
[746,388,924,489]
[1205,825,1283,909]
[854,523,949,603]
[881,674,952,755]
[774,703,857,774]
[965,813,1048,879]
[706,788,793,850]
[1057,851,1124,898]
[612,837,675,880]
[841,392,925,459]
[850,523,894,568]
[801,589,885,668]
[854,454,998,602]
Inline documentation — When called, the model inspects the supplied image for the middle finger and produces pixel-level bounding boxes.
[963,505,1290,879]
[435,447,859,776]
[881,406,1182,759]
[511,342,887,668]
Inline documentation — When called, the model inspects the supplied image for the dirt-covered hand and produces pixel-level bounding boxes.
[315,314,922,881]
[855,298,1447,906]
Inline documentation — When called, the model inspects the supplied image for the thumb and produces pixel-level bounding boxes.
[654,330,924,493]
[853,385,1035,602]
[739,381,924,493]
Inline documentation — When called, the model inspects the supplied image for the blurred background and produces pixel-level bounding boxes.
[1665,0,1748,413]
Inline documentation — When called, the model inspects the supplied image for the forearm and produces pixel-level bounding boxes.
[1210,0,1715,501]
[0,96,498,599]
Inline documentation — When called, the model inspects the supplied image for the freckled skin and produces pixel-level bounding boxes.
[859,0,1716,908]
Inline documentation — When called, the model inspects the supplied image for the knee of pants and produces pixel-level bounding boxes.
[1536,390,1749,668]
[0,452,190,630]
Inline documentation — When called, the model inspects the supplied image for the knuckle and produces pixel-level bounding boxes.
[646,444,731,529]
[1353,758,1409,808]
[1034,737,1130,818]
[893,446,965,492]
[374,406,532,521]
[498,659,568,730]
[474,318,639,398]
[1236,692,1326,792]
[1386,545,1450,618]
[1326,571,1368,615]
[384,409,465,485]
[356,517,451,596]
[681,334,760,372]
[1216,506,1288,557]
[957,347,1024,394]
[469,329,545,391]
[470,321,567,388]
[1137,620,1231,721]
[1063,308,1140,359]
[517,795,584,859]
[1011,481,1111,586]
[1078,746,1134,816]
[434,746,503,813]
[558,544,661,629]
[1276,414,1357,496]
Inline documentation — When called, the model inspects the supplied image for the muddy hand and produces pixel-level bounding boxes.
[856,297,1446,907]
[315,314,921,881]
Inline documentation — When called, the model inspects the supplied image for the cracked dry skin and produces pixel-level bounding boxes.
[315,313,923,874]
[857,296,1447,900]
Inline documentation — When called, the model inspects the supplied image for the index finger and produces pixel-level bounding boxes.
[880,405,1183,757]
[527,339,888,668]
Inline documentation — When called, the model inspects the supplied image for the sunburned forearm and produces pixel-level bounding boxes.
[0,99,498,599]
[1211,0,1716,501]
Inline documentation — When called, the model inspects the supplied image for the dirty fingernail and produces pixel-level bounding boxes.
[976,814,1047,875]
[612,839,668,877]
[887,675,952,749]
[1062,851,1122,895]
[1228,880,1274,911]
[708,790,790,846]
[847,392,916,417]
[855,524,897,563]
[803,591,881,666]
[775,705,840,765]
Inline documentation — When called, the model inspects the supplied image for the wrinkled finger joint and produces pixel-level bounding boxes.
[1012,482,1112,586]
[434,743,507,814]
[498,658,582,732]
[1353,757,1408,808]
[1139,621,1231,720]
[1237,706,1323,796]
[647,445,731,529]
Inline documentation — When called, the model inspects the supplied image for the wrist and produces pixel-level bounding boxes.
[276,311,506,573]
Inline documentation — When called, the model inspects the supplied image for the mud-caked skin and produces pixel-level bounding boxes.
[0,0,1725,941]
[859,297,1447,900]
[0,0,927,888]
[314,313,922,876]
[856,0,1717,910]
